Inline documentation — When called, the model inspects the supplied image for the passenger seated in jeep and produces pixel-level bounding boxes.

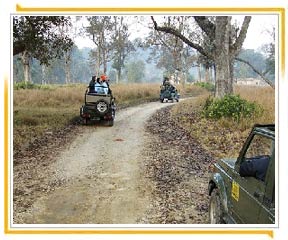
[88,76,97,93]
[239,155,270,181]
[89,74,112,95]
[163,76,170,85]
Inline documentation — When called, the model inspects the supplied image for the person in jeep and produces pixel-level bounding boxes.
[239,155,270,181]
[88,75,97,93]
[162,76,170,85]
[89,74,112,95]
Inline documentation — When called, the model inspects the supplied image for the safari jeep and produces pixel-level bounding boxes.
[208,124,275,224]
[80,85,116,126]
[160,83,180,103]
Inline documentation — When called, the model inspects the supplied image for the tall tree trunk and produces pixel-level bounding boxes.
[115,71,119,84]
[21,51,31,83]
[210,67,214,82]
[215,17,232,98]
[41,64,47,85]
[64,51,71,84]
[13,64,19,83]
[117,69,121,83]
[205,67,210,82]
[96,48,101,76]
[228,57,235,93]
[198,65,202,82]
[103,50,107,74]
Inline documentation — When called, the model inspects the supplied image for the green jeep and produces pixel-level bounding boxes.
[160,83,180,103]
[208,124,275,224]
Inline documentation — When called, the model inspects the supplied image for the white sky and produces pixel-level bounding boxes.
[234,15,277,49]
[74,15,277,50]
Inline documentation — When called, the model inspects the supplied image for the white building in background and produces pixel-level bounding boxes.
[235,78,269,86]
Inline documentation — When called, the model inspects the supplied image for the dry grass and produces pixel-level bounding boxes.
[13,83,202,151]
[235,85,275,124]
[171,85,275,159]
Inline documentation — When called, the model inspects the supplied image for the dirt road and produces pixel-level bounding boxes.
[14,100,212,224]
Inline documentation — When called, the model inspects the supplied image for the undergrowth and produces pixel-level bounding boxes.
[170,86,274,159]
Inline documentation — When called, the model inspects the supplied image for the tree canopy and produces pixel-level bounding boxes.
[151,16,252,97]
[13,16,73,65]
[13,15,275,88]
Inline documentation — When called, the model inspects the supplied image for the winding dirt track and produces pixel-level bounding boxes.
[19,101,174,224]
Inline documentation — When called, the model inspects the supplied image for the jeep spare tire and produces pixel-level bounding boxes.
[95,99,109,115]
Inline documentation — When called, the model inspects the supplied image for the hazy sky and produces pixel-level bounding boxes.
[74,15,277,51]
[234,15,277,49]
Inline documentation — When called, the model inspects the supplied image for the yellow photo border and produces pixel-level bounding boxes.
[5,5,285,237]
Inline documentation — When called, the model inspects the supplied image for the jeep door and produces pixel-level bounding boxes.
[229,133,274,224]
[257,148,275,223]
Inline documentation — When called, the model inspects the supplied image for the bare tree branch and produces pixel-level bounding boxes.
[151,16,212,59]
[231,16,252,56]
[194,16,215,41]
[235,57,275,89]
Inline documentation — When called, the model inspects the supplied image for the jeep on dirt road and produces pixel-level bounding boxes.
[208,124,275,224]
[160,82,180,103]
[80,85,116,126]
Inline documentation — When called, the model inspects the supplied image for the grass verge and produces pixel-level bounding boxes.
[170,86,275,160]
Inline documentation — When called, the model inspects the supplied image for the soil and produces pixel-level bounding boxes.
[13,100,214,224]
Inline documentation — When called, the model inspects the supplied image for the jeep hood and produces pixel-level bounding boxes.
[217,158,237,171]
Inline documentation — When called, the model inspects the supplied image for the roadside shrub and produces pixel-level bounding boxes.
[14,81,38,90]
[194,82,215,92]
[203,94,263,122]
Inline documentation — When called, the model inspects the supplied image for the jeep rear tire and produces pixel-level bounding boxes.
[83,117,90,125]
[209,189,224,224]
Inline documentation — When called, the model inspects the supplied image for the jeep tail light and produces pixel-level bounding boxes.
[104,114,112,120]
[83,113,90,118]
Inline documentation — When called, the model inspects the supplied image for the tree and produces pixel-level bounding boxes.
[145,16,197,85]
[259,26,275,83]
[111,16,135,83]
[21,50,32,83]
[126,60,146,83]
[234,49,266,79]
[86,16,114,75]
[13,16,73,65]
[233,26,275,89]
[70,47,94,83]
[151,16,252,98]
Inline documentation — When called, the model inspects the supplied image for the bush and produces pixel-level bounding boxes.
[203,94,263,122]
[14,81,39,90]
[194,82,215,92]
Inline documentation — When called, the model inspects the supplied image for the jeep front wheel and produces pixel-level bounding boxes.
[209,189,224,224]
